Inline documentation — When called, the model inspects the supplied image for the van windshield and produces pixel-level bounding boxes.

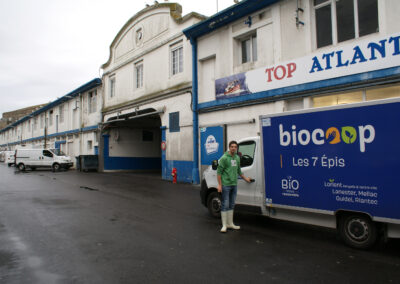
[51,149,66,156]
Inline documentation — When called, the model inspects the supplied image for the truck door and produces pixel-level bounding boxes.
[42,150,54,166]
[237,140,257,205]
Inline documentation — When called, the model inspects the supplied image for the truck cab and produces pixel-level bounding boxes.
[201,137,263,217]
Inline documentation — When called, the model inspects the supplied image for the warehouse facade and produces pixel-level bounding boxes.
[99,3,205,182]
[0,79,102,160]
[184,0,400,183]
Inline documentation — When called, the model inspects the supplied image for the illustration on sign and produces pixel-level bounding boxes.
[204,135,219,155]
[215,73,250,99]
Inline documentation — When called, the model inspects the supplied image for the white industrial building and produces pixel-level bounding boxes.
[184,0,400,183]
[99,2,205,182]
[2,0,399,183]
[0,79,102,161]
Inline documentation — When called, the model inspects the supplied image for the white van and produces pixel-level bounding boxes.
[4,151,15,166]
[15,148,73,171]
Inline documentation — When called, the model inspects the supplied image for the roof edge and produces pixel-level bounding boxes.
[183,0,279,40]
[101,3,206,70]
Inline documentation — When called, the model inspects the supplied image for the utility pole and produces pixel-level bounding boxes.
[44,116,48,149]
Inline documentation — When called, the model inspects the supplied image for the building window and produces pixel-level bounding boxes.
[135,28,143,45]
[241,34,257,64]
[366,85,400,101]
[40,114,44,129]
[109,76,116,98]
[34,117,38,131]
[312,84,400,108]
[135,63,143,89]
[49,110,53,126]
[88,90,97,114]
[169,112,180,132]
[59,105,64,123]
[87,140,93,151]
[314,0,378,49]
[171,46,183,75]
[313,90,363,108]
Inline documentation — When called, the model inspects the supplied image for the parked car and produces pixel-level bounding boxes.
[15,148,73,171]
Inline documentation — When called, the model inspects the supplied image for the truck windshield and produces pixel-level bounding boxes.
[238,141,256,167]
[51,149,66,156]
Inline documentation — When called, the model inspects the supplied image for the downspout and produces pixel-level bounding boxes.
[79,92,83,155]
[191,37,200,184]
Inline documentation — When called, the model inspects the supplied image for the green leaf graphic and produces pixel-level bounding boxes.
[342,127,357,144]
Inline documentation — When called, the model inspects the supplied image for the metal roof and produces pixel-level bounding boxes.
[183,0,279,40]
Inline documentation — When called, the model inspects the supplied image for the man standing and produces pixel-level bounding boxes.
[217,140,252,233]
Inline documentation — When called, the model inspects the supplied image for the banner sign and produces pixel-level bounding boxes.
[261,101,400,220]
[216,33,400,99]
[200,126,224,165]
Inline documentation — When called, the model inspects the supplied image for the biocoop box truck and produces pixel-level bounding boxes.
[201,98,400,249]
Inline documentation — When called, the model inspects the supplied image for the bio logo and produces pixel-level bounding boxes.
[281,176,299,190]
[279,124,375,152]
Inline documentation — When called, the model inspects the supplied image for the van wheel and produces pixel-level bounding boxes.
[339,214,377,249]
[52,163,60,172]
[7,163,12,167]
[17,163,25,171]
[207,191,221,218]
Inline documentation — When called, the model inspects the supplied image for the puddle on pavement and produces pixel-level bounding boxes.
[13,170,29,175]
[80,186,99,191]
[0,250,18,269]
[0,250,20,282]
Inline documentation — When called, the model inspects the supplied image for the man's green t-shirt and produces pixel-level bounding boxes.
[217,151,242,186]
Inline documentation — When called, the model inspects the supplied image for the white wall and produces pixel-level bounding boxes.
[102,5,200,111]
[109,128,160,157]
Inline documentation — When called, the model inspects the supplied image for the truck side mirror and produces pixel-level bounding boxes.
[211,160,218,170]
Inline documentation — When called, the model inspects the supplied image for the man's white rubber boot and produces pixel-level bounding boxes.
[220,211,228,233]
[227,210,240,230]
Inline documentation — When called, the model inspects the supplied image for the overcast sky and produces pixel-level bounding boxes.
[0,0,235,117]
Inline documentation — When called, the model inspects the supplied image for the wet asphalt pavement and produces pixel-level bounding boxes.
[0,164,399,284]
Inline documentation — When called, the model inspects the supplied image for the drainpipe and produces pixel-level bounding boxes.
[191,38,200,184]
[79,92,83,155]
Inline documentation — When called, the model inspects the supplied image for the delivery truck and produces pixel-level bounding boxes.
[201,98,400,249]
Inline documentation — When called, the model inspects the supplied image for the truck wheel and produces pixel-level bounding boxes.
[52,163,60,172]
[339,214,377,249]
[207,191,221,218]
[17,163,25,171]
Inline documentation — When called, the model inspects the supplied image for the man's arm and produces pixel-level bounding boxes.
[217,174,222,192]
[240,173,252,183]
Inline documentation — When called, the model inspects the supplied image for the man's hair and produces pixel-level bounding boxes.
[229,140,238,147]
